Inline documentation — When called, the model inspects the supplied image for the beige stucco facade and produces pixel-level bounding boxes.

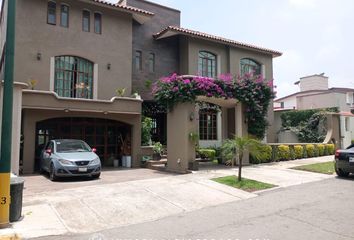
[14,0,133,98]
[0,0,151,173]
[179,37,275,143]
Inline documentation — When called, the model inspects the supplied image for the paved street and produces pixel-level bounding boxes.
[0,156,337,239]
[39,176,354,240]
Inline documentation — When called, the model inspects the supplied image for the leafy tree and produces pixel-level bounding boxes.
[221,136,263,181]
[141,116,153,146]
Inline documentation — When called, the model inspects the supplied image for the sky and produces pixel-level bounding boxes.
[125,0,354,98]
[1,0,353,98]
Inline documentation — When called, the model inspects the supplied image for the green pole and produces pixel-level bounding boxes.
[0,0,16,226]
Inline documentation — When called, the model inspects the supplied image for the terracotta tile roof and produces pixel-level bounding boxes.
[91,0,154,16]
[154,26,282,57]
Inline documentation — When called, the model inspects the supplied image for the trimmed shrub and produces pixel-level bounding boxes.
[326,144,335,155]
[250,144,272,164]
[317,144,325,156]
[306,144,315,158]
[197,149,216,160]
[313,145,319,157]
[289,146,296,160]
[294,145,304,159]
[277,145,290,161]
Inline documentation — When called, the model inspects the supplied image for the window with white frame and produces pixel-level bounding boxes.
[54,56,93,99]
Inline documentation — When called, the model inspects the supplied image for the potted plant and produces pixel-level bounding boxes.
[152,142,163,160]
[119,133,132,168]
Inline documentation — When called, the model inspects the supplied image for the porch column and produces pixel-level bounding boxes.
[131,115,141,168]
[167,103,197,173]
[235,103,249,165]
[0,82,27,175]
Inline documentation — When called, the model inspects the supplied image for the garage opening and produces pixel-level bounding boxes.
[34,117,131,171]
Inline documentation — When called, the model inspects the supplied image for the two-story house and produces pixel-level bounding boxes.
[0,0,281,174]
[274,73,354,147]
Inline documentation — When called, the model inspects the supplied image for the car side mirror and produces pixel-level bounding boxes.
[92,148,97,153]
[45,149,52,155]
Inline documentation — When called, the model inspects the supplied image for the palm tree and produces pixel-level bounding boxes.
[221,136,263,181]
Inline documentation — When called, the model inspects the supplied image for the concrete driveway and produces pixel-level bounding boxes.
[1,156,334,239]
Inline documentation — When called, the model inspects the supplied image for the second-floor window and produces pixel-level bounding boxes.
[54,56,93,99]
[82,10,90,32]
[47,1,56,25]
[199,109,218,140]
[240,58,261,76]
[60,4,69,28]
[198,51,216,78]
[94,13,102,34]
[148,53,155,73]
[135,51,142,71]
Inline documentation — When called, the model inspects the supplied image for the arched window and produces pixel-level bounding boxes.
[198,51,217,78]
[54,56,94,99]
[240,58,261,76]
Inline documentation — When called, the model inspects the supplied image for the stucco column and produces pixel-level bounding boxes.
[22,110,36,174]
[221,107,228,141]
[235,103,249,165]
[131,115,141,168]
[0,82,27,175]
[167,103,197,173]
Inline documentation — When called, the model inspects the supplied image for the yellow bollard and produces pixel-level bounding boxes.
[0,173,11,227]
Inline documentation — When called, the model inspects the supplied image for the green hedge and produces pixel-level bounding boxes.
[197,149,216,160]
[250,144,272,164]
[306,144,315,158]
[277,145,290,161]
[294,145,304,159]
[325,144,335,155]
[317,144,325,156]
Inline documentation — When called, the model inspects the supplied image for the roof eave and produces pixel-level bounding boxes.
[79,0,154,24]
[154,28,282,58]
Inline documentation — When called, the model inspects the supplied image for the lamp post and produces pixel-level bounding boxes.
[0,0,16,227]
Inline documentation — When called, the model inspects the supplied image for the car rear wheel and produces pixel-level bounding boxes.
[49,163,58,181]
[335,167,349,178]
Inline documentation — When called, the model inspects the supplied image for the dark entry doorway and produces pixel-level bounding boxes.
[35,117,131,171]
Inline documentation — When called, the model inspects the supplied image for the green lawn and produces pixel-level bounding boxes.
[291,161,335,175]
[212,176,276,192]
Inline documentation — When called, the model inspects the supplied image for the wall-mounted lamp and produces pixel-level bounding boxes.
[37,52,42,61]
[64,108,70,113]
[189,112,195,121]
[107,63,111,70]
[103,111,108,115]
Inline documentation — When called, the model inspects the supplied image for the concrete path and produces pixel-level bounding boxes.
[0,156,335,239]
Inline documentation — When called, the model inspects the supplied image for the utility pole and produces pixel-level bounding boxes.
[0,0,16,227]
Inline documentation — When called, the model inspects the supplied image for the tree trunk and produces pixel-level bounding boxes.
[238,153,243,181]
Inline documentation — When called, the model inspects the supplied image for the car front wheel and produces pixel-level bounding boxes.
[49,163,58,181]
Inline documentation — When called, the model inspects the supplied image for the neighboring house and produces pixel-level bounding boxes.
[274,73,354,147]
[0,0,281,174]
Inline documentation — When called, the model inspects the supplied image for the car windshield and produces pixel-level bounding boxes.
[56,140,91,153]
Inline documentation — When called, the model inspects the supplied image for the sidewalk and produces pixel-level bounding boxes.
[0,156,334,239]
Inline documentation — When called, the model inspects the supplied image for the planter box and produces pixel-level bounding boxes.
[188,161,199,171]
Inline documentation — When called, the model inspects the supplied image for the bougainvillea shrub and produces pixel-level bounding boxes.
[152,73,275,139]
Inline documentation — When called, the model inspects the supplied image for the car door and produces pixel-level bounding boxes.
[42,141,54,171]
